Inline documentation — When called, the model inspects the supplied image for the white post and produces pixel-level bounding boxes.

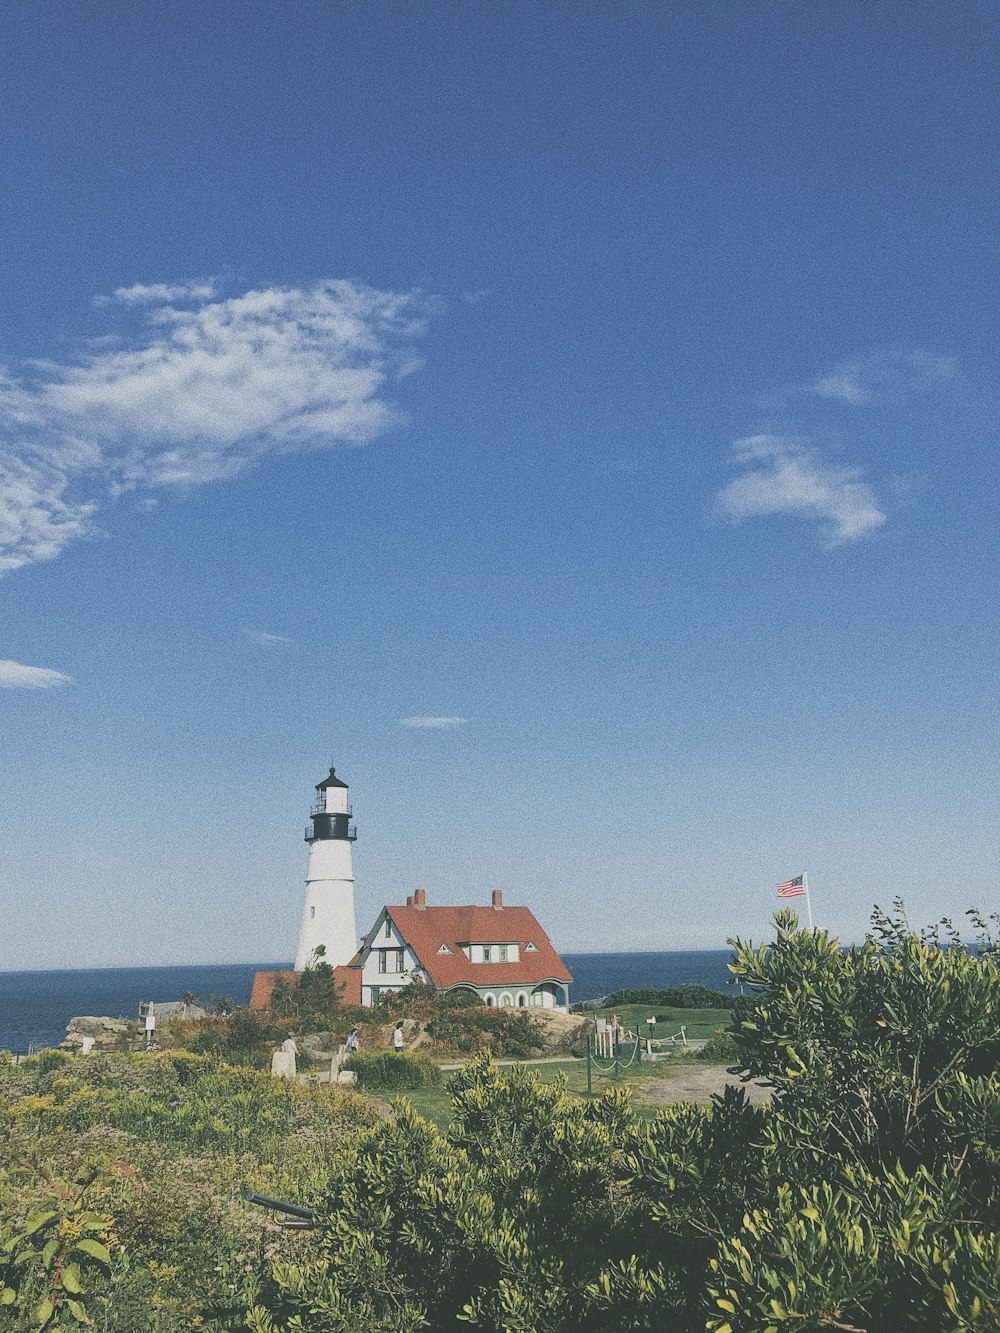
[803,869,814,931]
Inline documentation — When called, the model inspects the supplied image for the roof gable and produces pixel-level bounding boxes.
[385,903,572,989]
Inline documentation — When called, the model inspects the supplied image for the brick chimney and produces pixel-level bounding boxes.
[406,894,414,907]
[413,888,427,909]
[492,889,503,910]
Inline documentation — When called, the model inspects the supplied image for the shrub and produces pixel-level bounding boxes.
[251,906,1000,1332]
[342,1050,442,1090]
[24,1047,74,1073]
[603,984,734,1009]
[425,1006,544,1057]
[270,962,343,1022]
[694,1029,741,1062]
[186,1008,280,1065]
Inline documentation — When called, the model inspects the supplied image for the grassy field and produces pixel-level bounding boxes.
[588,1004,733,1042]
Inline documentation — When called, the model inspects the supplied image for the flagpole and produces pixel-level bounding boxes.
[803,869,814,931]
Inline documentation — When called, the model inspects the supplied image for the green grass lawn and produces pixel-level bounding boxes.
[588,1004,733,1042]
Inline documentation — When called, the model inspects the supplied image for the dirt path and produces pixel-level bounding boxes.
[636,1063,772,1106]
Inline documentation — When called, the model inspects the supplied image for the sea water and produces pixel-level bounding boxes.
[0,950,736,1052]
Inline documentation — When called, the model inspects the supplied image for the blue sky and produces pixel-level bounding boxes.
[1,1,997,969]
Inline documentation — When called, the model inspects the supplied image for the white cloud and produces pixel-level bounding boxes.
[811,351,955,406]
[103,281,220,305]
[0,659,73,689]
[0,456,97,574]
[400,716,467,729]
[717,435,886,545]
[245,630,292,646]
[0,280,429,574]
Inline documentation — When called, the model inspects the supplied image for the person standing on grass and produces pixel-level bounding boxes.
[392,1021,405,1053]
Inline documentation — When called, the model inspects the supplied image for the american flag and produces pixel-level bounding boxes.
[777,875,806,898]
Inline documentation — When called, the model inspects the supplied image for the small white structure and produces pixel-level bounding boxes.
[294,768,359,971]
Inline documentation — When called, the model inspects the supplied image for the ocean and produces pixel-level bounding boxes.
[0,950,736,1052]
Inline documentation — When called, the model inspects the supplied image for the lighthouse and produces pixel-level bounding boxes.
[293,767,358,971]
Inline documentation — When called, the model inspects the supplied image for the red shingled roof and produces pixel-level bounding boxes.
[249,965,362,1010]
[383,904,572,989]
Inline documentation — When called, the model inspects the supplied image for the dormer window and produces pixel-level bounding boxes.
[437,944,452,955]
[525,942,538,952]
[482,945,492,963]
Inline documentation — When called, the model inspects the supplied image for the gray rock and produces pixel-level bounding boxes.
[62,1016,133,1050]
[299,1031,338,1059]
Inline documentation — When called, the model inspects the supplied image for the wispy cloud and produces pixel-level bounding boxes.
[0,659,73,689]
[400,716,467,729]
[811,351,955,406]
[717,435,886,545]
[245,630,292,646]
[0,280,429,575]
[100,280,220,306]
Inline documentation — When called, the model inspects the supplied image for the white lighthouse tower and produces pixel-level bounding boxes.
[294,767,358,971]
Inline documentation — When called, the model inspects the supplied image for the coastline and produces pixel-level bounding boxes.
[0,950,736,1053]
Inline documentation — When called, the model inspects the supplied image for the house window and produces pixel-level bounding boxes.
[378,951,388,974]
[384,918,392,938]
[310,906,315,919]
[482,945,492,963]
[392,949,404,973]
[499,944,508,962]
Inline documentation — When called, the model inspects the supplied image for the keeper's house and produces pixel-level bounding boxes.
[251,888,572,1012]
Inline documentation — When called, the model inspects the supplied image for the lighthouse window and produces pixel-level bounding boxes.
[310,906,316,919]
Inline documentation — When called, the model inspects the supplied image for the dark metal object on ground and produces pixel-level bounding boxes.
[243,1190,316,1229]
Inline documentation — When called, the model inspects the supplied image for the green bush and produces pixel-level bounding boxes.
[186,1006,280,1065]
[342,1050,442,1090]
[603,984,734,1009]
[270,961,343,1022]
[0,1049,380,1330]
[694,1029,741,1062]
[23,1047,74,1073]
[250,905,1000,1332]
[425,1005,544,1057]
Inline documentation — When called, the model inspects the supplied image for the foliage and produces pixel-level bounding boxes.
[602,984,735,1010]
[0,1173,111,1327]
[425,1006,544,1058]
[694,1029,741,1063]
[0,1050,379,1330]
[184,1007,281,1065]
[250,905,1000,1331]
[269,963,343,1023]
[341,1050,442,1091]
